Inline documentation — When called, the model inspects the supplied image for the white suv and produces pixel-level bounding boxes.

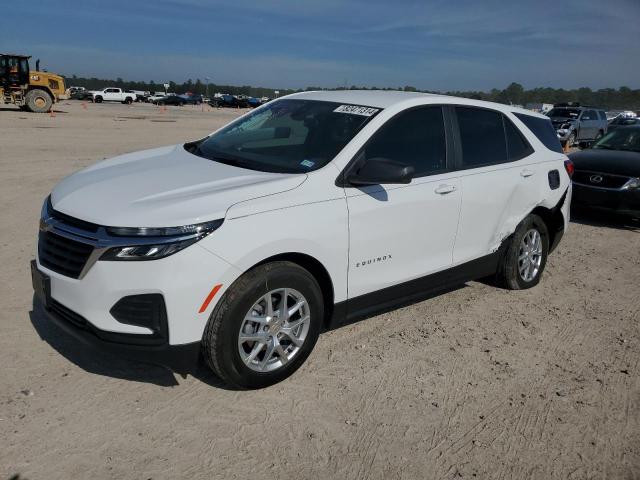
[32,91,572,388]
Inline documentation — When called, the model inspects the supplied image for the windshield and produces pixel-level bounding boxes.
[189,99,380,173]
[593,128,640,152]
[547,108,581,119]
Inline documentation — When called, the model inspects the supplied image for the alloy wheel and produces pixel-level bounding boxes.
[238,288,310,372]
[518,228,542,282]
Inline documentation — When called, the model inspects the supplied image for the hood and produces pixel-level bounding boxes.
[51,144,306,227]
[569,148,640,177]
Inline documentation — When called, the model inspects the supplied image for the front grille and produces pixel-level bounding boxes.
[573,170,630,189]
[38,231,94,278]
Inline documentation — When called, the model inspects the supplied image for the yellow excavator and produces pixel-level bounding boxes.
[0,54,66,112]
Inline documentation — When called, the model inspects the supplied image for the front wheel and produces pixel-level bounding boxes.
[201,261,323,389]
[24,89,53,113]
[495,214,549,290]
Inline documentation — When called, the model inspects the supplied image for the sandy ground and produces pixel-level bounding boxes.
[1,101,639,480]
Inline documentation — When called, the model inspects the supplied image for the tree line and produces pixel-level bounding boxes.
[65,75,640,110]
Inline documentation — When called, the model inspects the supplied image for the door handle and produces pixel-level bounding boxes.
[434,184,456,194]
[520,169,535,178]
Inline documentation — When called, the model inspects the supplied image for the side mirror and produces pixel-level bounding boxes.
[347,157,414,186]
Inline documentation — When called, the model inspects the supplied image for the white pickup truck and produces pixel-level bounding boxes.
[88,88,136,104]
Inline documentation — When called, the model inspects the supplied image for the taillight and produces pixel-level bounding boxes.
[564,159,575,178]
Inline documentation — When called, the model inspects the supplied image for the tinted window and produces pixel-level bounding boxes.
[598,111,607,121]
[365,106,446,176]
[581,110,597,120]
[514,113,563,153]
[504,117,534,161]
[456,107,507,168]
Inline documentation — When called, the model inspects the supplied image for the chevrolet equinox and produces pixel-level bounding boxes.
[32,91,572,388]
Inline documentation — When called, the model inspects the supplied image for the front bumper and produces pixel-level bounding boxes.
[572,182,640,216]
[33,289,200,374]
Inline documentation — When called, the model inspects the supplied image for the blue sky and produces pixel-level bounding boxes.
[2,0,639,91]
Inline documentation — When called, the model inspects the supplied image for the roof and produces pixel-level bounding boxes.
[0,54,31,59]
[287,90,439,108]
[285,90,548,119]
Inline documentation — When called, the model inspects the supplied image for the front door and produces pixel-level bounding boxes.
[345,106,461,299]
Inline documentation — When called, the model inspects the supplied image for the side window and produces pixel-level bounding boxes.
[504,116,534,161]
[581,110,596,121]
[455,107,507,168]
[598,111,607,121]
[513,113,563,153]
[365,106,446,177]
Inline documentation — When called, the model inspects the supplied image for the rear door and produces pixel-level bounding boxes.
[451,106,539,264]
[345,105,462,298]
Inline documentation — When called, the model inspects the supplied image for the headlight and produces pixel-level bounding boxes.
[622,177,640,190]
[100,219,223,261]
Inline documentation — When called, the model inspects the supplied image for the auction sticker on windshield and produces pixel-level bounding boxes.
[333,105,379,116]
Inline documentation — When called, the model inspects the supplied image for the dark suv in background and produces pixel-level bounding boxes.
[547,103,608,147]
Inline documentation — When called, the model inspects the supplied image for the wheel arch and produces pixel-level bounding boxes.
[250,252,335,329]
[530,203,565,253]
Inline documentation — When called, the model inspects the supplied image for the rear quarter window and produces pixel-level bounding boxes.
[513,113,564,153]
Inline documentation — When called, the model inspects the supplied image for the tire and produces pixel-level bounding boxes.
[201,261,323,389]
[24,89,53,113]
[495,214,549,290]
[94,96,103,103]
[123,97,133,104]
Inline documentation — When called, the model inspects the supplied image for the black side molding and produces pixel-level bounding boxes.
[329,251,502,329]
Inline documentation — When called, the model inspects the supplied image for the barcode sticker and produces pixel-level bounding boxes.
[333,105,379,116]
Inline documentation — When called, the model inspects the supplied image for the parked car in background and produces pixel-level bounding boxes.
[179,93,203,105]
[88,88,136,104]
[147,92,169,103]
[125,90,150,102]
[547,104,608,147]
[209,94,249,108]
[32,91,571,388]
[153,94,187,106]
[68,86,92,100]
[570,125,640,218]
[607,116,640,132]
[247,97,262,108]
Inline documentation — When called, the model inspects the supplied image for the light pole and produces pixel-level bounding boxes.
[205,76,210,100]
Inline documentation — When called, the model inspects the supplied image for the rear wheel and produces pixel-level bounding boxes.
[201,261,323,389]
[495,214,549,290]
[94,96,103,103]
[123,97,133,104]
[24,89,53,113]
